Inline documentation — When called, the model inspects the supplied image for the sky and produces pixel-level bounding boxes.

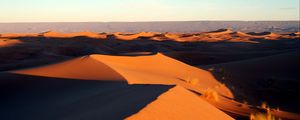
[0,0,299,22]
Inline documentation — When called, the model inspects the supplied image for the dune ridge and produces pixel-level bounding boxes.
[42,31,107,39]
[12,53,233,98]
[1,29,298,43]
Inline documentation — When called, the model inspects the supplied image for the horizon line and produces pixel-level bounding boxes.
[0,20,299,24]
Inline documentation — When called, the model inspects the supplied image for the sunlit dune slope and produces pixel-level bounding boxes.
[42,31,107,39]
[11,53,233,98]
[0,33,39,38]
[126,86,234,120]
[0,38,23,47]
[6,52,300,119]
[1,29,298,43]
[11,56,125,81]
[114,32,158,40]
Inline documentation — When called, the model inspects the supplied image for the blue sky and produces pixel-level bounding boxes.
[0,0,299,22]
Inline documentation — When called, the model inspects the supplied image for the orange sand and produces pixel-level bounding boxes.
[12,53,233,98]
[126,86,234,120]
[0,38,23,47]
[42,31,107,39]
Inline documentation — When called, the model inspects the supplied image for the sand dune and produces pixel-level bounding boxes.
[0,33,39,38]
[1,29,300,120]
[114,32,157,40]
[0,29,298,43]
[206,29,234,35]
[126,86,233,120]
[3,53,236,120]
[0,72,174,120]
[152,29,297,43]
[11,52,300,119]
[42,31,107,39]
[8,52,300,119]
[0,38,23,47]
[11,56,125,81]
[0,72,235,120]
[12,53,233,98]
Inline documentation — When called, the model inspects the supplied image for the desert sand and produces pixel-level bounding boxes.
[0,29,300,120]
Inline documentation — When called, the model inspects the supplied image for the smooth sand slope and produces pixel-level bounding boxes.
[126,86,233,120]
[10,52,300,119]
[3,53,235,120]
[12,56,125,81]
[12,53,233,98]
[0,73,174,120]
[114,32,157,40]
[42,31,107,39]
[0,33,39,38]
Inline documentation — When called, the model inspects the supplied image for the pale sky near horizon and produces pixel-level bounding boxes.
[0,0,299,22]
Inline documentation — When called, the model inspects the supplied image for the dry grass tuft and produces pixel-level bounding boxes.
[250,102,281,120]
[203,88,219,102]
[261,102,268,109]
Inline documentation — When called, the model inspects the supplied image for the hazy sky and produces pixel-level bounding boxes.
[0,0,299,22]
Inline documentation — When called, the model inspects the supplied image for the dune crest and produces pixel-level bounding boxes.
[206,28,234,35]
[1,29,298,42]
[11,53,233,98]
[11,56,125,81]
[0,33,39,38]
[114,32,157,40]
[42,31,106,39]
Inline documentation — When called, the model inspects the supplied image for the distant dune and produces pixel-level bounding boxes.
[1,29,298,43]
[42,31,107,39]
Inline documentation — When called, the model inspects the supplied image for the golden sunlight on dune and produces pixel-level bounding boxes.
[12,53,233,98]
[1,28,300,120]
[0,38,23,47]
[126,86,234,120]
[42,31,107,39]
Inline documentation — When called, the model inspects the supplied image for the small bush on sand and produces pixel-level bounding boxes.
[261,102,268,109]
[203,88,219,102]
[250,102,281,120]
[250,109,280,120]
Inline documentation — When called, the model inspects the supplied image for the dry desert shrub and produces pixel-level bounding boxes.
[250,110,280,120]
[203,88,219,102]
[250,102,281,120]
